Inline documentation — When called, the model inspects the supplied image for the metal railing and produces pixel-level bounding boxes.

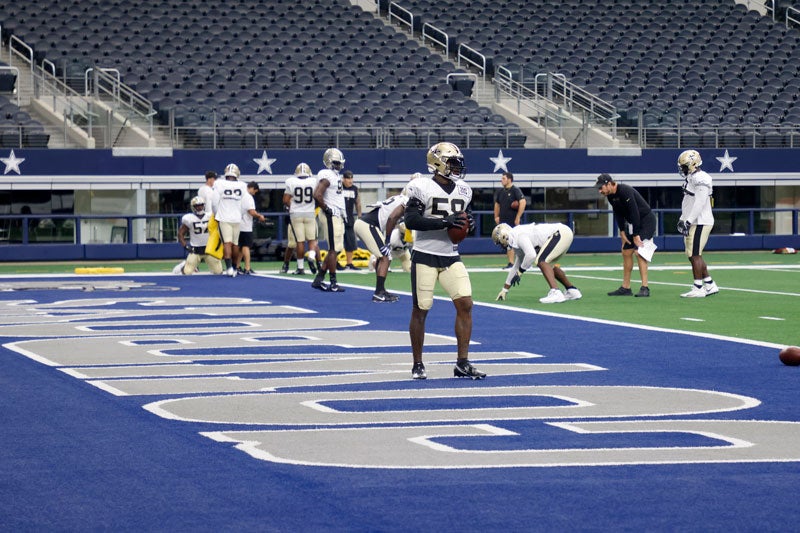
[3,208,797,247]
[421,22,449,56]
[0,65,20,106]
[86,67,157,141]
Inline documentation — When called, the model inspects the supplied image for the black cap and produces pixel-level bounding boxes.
[595,173,613,187]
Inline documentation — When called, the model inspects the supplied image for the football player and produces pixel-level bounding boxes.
[492,221,582,304]
[354,189,408,303]
[312,148,347,292]
[403,142,484,380]
[212,163,248,277]
[677,150,719,298]
[175,196,223,275]
[282,163,320,275]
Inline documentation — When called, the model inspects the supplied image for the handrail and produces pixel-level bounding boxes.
[41,59,56,77]
[456,43,487,79]
[8,35,33,75]
[787,6,800,28]
[421,22,449,55]
[85,67,120,97]
[493,69,565,142]
[0,65,20,106]
[388,2,414,36]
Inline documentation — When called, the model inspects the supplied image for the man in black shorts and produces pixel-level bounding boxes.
[597,173,656,297]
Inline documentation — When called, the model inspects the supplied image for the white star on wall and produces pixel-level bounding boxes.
[489,150,512,173]
[1,150,25,175]
[253,151,277,175]
[715,150,737,172]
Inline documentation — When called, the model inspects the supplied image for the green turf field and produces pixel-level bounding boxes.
[1,251,797,347]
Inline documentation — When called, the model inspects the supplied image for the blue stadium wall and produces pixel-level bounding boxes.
[2,147,799,261]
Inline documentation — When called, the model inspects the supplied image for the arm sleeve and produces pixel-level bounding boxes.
[403,197,446,231]
[516,236,538,271]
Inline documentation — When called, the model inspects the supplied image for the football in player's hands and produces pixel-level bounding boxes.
[445,212,469,244]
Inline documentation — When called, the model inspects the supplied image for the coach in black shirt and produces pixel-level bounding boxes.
[597,173,656,297]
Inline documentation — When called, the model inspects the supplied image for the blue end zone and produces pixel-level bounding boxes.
[1,274,799,530]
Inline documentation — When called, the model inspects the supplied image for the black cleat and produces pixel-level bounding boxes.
[635,286,650,297]
[309,261,318,274]
[412,362,427,379]
[372,291,399,303]
[328,283,345,292]
[292,268,305,275]
[607,286,633,296]
[311,279,329,291]
[280,263,289,274]
[454,360,486,379]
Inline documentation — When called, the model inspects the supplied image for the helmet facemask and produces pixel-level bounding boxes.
[190,196,205,216]
[491,223,512,250]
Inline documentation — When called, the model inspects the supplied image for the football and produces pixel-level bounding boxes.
[447,212,469,244]
[779,346,800,366]
[511,200,520,210]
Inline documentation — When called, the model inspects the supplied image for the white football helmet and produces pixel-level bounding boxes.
[190,196,205,216]
[427,142,465,180]
[322,148,345,171]
[492,223,512,250]
[223,163,240,179]
[294,163,312,177]
[677,150,702,177]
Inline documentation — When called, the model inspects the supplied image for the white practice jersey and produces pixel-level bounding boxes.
[681,170,714,225]
[181,212,212,248]
[317,168,346,219]
[212,179,248,223]
[197,184,217,210]
[508,222,569,271]
[284,175,317,216]
[406,176,472,257]
[240,193,255,232]
[373,194,408,233]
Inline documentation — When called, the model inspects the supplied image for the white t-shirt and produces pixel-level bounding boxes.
[240,193,255,232]
[197,183,217,211]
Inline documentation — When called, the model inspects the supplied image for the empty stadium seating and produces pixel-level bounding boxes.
[0,0,525,149]
[388,0,800,147]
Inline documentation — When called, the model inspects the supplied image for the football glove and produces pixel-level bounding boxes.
[677,220,691,236]
[322,206,333,217]
[496,288,508,301]
[379,240,391,257]
[443,212,466,229]
[466,211,475,232]
[184,244,193,253]
[510,273,521,287]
